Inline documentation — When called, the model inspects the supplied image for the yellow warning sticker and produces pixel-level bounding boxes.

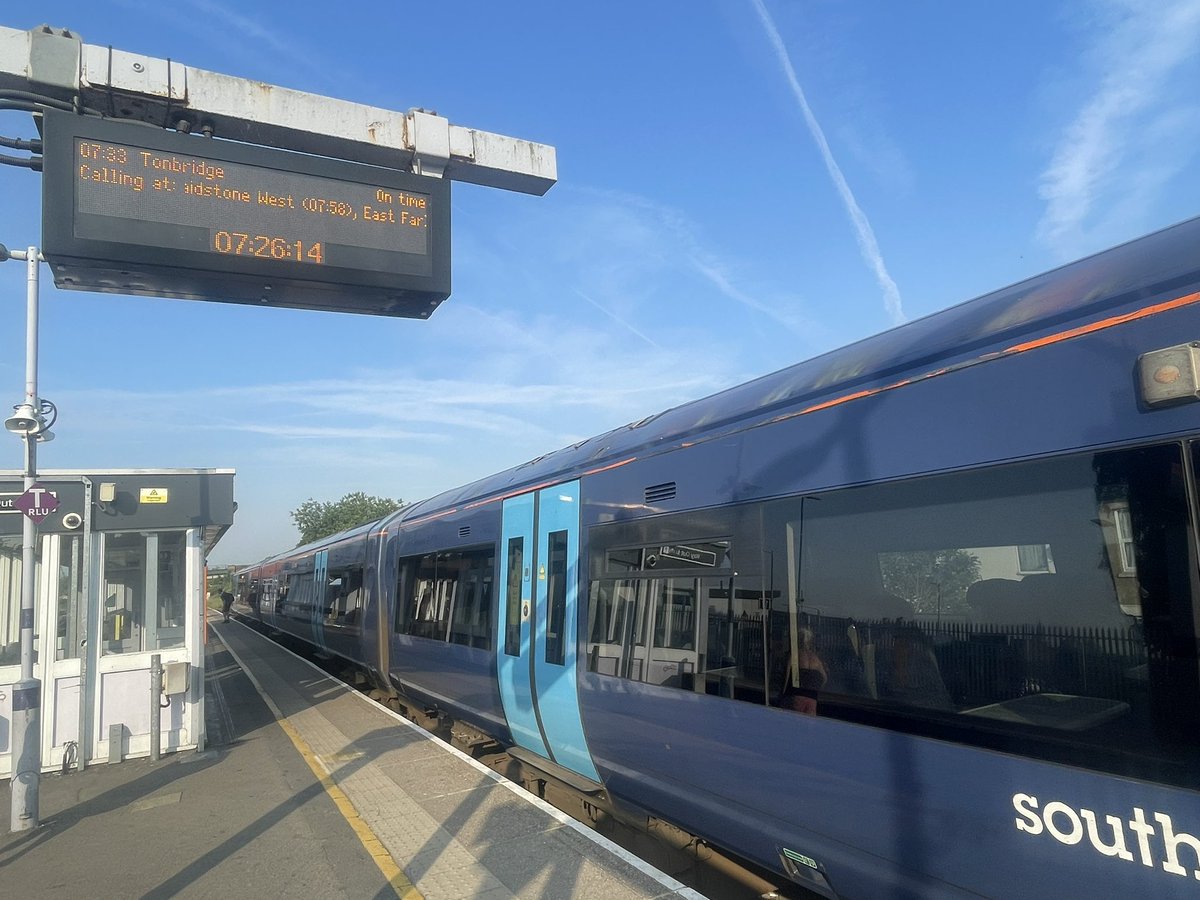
[140,488,169,504]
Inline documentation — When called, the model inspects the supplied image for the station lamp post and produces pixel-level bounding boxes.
[2,243,55,831]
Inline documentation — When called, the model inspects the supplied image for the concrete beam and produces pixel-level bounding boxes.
[0,24,556,195]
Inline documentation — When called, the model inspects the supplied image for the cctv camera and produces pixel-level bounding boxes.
[62,512,82,530]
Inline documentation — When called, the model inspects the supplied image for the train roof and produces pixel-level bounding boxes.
[396,214,1200,525]
[239,517,379,572]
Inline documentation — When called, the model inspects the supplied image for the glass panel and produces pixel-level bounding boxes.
[653,579,697,650]
[154,532,186,650]
[588,538,739,694]
[1016,543,1052,574]
[281,573,316,622]
[584,446,1200,785]
[545,530,568,665]
[401,547,495,645]
[56,534,85,661]
[702,577,769,702]
[505,538,523,657]
[325,566,365,629]
[586,578,644,677]
[0,535,41,667]
[449,549,494,649]
[645,578,698,689]
[605,547,642,573]
[102,533,145,654]
[791,444,1199,784]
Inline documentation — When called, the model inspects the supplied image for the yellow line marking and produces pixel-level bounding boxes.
[275,717,423,900]
[212,623,422,899]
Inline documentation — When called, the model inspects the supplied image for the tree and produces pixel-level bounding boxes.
[290,492,404,545]
[879,549,981,617]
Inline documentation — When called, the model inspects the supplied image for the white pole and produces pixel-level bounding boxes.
[8,245,42,831]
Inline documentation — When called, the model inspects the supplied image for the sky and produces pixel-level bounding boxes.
[1,1,1199,566]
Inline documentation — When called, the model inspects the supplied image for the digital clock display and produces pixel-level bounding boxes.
[41,110,451,317]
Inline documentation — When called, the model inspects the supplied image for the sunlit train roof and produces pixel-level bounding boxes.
[397,215,1200,525]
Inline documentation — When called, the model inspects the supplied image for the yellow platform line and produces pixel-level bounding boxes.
[277,717,422,899]
[212,623,422,899]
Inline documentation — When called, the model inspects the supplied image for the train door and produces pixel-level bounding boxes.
[496,481,600,782]
[311,549,328,651]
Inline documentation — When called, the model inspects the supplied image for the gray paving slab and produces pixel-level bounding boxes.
[215,617,705,900]
[1,617,703,900]
[0,629,394,900]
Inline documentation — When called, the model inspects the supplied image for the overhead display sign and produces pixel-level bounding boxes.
[40,109,451,317]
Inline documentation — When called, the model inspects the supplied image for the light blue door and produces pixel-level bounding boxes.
[497,482,599,782]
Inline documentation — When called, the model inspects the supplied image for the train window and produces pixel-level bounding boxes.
[324,566,364,629]
[588,536,760,695]
[272,576,289,617]
[397,547,494,648]
[587,580,644,677]
[448,550,494,649]
[787,444,1200,786]
[1016,543,1053,574]
[283,573,315,623]
[584,446,1200,785]
[545,531,568,665]
[504,538,523,657]
[654,582,696,650]
[606,547,642,573]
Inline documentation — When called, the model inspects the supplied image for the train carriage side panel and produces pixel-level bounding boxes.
[572,282,1200,896]
[387,504,508,738]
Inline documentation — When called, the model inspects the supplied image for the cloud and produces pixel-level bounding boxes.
[110,0,324,78]
[51,305,736,456]
[1037,0,1200,251]
[555,185,823,339]
[750,0,906,325]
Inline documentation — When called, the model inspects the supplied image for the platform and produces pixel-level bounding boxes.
[0,614,705,899]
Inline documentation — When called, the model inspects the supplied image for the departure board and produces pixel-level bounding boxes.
[41,110,451,317]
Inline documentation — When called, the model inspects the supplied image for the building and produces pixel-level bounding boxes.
[0,468,235,774]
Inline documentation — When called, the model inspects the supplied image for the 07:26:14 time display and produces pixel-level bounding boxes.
[212,230,325,264]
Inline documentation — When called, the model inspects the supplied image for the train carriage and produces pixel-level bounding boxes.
[237,216,1200,898]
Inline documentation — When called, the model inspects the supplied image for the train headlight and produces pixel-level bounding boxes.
[1138,342,1200,406]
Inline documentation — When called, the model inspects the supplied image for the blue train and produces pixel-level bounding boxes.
[237,217,1200,898]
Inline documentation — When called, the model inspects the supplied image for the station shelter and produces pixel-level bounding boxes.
[0,469,234,775]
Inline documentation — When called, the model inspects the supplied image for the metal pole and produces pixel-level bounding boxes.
[149,654,162,762]
[9,245,42,831]
[77,478,92,772]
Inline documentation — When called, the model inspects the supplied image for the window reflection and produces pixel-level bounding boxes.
[396,546,495,649]
[585,445,1200,785]
[0,535,40,667]
[102,531,187,654]
[56,534,85,661]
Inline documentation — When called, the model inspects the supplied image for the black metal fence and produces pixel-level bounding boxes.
[708,610,1146,710]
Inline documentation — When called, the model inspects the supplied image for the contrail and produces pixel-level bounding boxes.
[751,0,905,324]
[575,289,664,349]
